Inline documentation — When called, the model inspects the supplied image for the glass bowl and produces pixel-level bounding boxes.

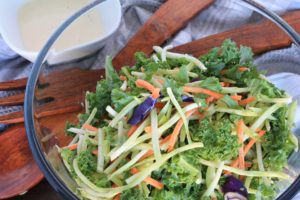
[24,0,300,199]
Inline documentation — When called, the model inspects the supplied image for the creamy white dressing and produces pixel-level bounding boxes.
[19,0,104,51]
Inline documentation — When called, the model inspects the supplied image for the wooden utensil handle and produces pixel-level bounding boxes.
[172,10,300,56]
[112,0,215,68]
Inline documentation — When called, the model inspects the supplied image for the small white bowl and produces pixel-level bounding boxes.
[0,0,121,64]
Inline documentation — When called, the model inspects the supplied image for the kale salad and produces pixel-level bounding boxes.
[59,40,298,200]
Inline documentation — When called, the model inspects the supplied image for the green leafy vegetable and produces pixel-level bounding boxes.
[199,77,222,92]
[112,89,135,112]
[120,188,147,200]
[189,118,240,161]
[220,95,239,108]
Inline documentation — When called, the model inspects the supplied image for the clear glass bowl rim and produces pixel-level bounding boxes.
[24,0,300,199]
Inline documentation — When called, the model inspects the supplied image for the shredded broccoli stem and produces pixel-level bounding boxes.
[77,134,87,154]
[117,121,125,146]
[196,168,203,184]
[106,105,117,117]
[206,166,216,187]
[109,150,148,180]
[158,100,170,120]
[85,91,90,114]
[158,103,199,137]
[153,46,207,70]
[157,68,198,78]
[97,128,105,172]
[167,87,190,138]
[214,107,258,117]
[185,80,202,87]
[258,95,292,104]
[289,133,299,152]
[109,98,142,128]
[131,71,145,78]
[202,161,224,198]
[245,176,253,191]
[111,176,123,186]
[110,118,150,160]
[85,107,97,125]
[256,142,265,173]
[151,109,162,162]
[151,77,163,89]
[288,101,298,128]
[250,103,282,131]
[179,156,199,175]
[242,124,260,141]
[121,67,133,79]
[199,159,290,179]
[221,87,251,94]
[186,62,195,71]
[161,45,173,62]
[120,80,127,91]
[73,159,125,198]
[151,54,159,63]
[68,134,79,146]
[68,128,97,136]
[126,142,204,184]
[104,152,130,174]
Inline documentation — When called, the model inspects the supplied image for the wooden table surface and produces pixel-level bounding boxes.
[10,180,62,200]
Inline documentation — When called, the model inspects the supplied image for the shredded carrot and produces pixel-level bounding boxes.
[237,120,245,170]
[155,102,165,109]
[156,78,165,85]
[92,149,98,155]
[206,96,215,104]
[220,69,227,75]
[135,79,156,93]
[244,130,266,154]
[144,126,152,134]
[160,134,172,145]
[135,79,160,98]
[66,143,78,150]
[183,86,223,99]
[220,82,231,87]
[230,130,266,168]
[238,67,250,72]
[113,193,121,200]
[112,184,121,200]
[127,125,139,137]
[239,96,256,106]
[223,82,231,87]
[152,88,161,99]
[180,102,193,107]
[244,161,252,168]
[82,124,98,132]
[168,108,198,152]
[231,95,242,101]
[131,167,164,189]
[119,75,127,81]
[140,150,154,160]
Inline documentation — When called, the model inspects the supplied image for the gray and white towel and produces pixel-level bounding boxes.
[1,0,300,197]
